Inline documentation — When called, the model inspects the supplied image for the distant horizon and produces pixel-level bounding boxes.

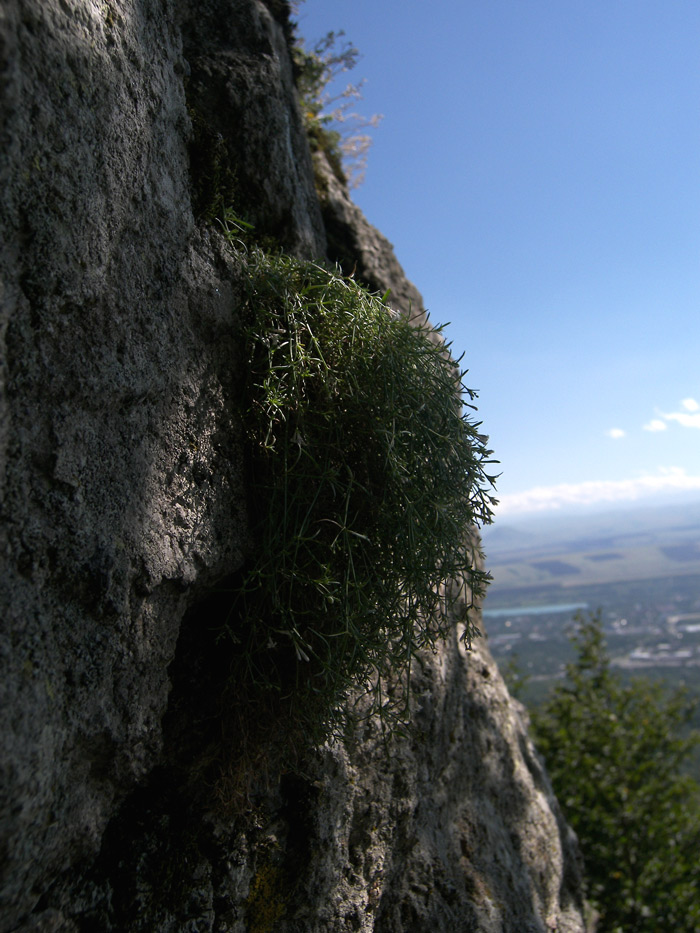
[486,487,700,528]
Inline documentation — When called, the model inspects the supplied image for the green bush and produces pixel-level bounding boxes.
[227,246,497,746]
[532,612,700,933]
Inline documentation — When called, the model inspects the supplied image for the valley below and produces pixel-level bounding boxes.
[481,500,700,712]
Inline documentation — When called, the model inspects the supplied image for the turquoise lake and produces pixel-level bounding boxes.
[482,602,589,619]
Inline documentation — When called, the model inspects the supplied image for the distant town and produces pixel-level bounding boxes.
[480,500,700,706]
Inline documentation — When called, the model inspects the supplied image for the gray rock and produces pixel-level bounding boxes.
[314,149,428,325]
[0,1,251,924]
[181,0,326,257]
[23,633,583,933]
[0,1,587,930]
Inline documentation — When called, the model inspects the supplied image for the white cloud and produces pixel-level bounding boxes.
[606,428,625,439]
[643,398,700,431]
[663,410,700,429]
[495,467,700,517]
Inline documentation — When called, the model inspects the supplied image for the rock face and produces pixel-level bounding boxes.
[313,151,426,326]
[0,1,586,931]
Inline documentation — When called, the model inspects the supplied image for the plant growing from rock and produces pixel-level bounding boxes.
[292,29,382,188]
[224,244,497,758]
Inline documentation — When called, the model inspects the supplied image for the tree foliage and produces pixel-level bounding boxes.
[531,612,700,932]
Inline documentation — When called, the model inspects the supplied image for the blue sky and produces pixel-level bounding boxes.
[296,0,700,520]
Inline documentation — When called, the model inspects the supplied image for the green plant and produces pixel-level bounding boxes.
[292,29,382,188]
[532,612,700,933]
[225,245,497,752]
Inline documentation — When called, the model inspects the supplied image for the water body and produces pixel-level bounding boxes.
[482,602,589,619]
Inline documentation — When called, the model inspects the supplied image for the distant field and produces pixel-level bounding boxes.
[480,504,700,771]
[486,543,700,593]
[481,500,700,601]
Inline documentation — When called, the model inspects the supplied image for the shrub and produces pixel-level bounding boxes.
[292,29,382,188]
[226,245,497,749]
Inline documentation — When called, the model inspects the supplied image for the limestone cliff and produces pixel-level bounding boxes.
[0,1,586,930]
